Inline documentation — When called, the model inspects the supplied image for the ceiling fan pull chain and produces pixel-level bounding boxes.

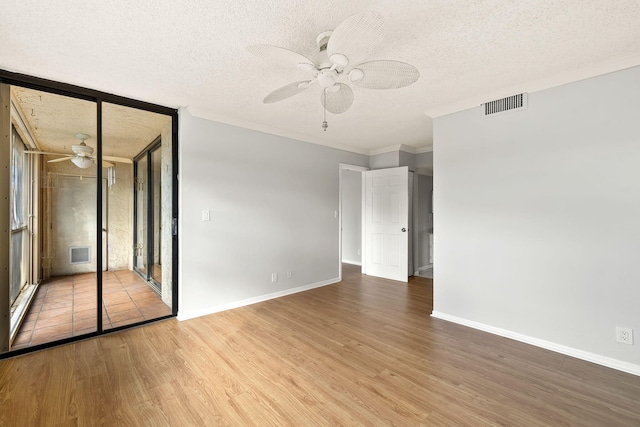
[322,89,328,131]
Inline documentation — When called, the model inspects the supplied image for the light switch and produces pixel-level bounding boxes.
[202,210,210,221]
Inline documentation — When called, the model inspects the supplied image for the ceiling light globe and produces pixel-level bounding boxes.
[349,69,364,82]
[329,53,349,68]
[71,157,93,169]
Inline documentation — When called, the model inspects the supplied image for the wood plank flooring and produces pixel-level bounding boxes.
[1,264,639,425]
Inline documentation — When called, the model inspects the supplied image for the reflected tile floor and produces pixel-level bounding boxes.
[12,270,172,350]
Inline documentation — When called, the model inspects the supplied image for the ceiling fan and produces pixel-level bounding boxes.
[25,133,132,169]
[247,10,420,130]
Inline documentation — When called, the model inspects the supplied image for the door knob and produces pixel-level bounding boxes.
[401,228,407,232]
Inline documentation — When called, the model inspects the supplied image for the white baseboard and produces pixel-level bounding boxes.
[342,259,362,266]
[414,264,433,275]
[177,277,340,321]
[431,311,640,377]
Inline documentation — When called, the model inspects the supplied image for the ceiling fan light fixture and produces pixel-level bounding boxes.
[329,53,349,67]
[349,68,364,82]
[71,157,93,169]
[246,11,420,131]
[297,62,315,72]
[317,69,338,88]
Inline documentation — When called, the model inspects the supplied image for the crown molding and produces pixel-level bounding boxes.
[185,106,371,156]
[369,144,417,156]
[185,107,434,158]
[416,146,433,154]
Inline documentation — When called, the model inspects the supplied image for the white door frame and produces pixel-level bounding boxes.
[338,163,368,281]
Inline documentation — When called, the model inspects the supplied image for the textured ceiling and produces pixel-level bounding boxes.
[2,0,640,155]
[11,87,171,159]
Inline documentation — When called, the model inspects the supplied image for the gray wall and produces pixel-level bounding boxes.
[433,66,640,372]
[416,151,433,175]
[399,150,416,171]
[341,169,361,265]
[369,151,399,169]
[178,110,368,319]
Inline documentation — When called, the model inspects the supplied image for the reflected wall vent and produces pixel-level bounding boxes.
[70,246,91,264]
[484,93,528,116]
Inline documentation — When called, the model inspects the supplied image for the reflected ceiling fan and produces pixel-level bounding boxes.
[26,133,132,169]
[247,10,420,130]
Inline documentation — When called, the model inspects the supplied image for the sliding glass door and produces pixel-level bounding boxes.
[134,140,164,294]
[101,102,173,331]
[134,155,148,277]
[0,71,178,355]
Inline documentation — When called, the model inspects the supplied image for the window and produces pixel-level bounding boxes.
[10,126,30,306]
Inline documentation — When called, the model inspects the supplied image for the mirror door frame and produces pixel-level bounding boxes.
[0,69,179,356]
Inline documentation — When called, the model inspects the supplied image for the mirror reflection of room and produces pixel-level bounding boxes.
[4,86,173,352]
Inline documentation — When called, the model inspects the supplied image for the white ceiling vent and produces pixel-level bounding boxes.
[483,93,528,116]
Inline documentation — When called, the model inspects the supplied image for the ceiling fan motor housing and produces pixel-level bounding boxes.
[72,142,94,156]
[312,49,333,70]
[318,69,338,88]
[316,31,333,51]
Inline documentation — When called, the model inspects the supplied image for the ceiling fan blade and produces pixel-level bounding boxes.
[25,151,71,156]
[247,44,314,70]
[327,11,385,68]
[349,60,420,89]
[264,81,312,104]
[103,155,133,164]
[321,83,354,114]
[48,157,73,163]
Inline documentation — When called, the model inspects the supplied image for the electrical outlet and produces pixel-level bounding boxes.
[202,210,210,221]
[616,327,633,345]
[271,273,278,283]
[286,270,292,279]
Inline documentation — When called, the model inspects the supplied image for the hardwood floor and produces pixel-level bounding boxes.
[1,264,639,425]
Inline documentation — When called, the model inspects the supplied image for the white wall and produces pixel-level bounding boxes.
[341,169,361,265]
[433,66,640,374]
[178,109,369,319]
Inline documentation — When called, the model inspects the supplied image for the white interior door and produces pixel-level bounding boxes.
[364,166,409,282]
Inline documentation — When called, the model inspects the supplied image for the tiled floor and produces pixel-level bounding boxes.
[11,269,172,350]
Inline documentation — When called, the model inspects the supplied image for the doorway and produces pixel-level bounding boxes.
[340,164,416,283]
[339,164,367,279]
